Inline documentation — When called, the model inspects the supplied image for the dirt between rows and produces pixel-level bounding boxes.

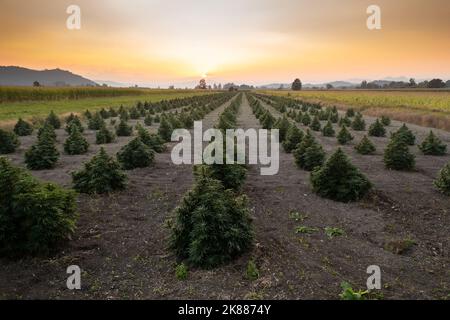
[0,94,449,300]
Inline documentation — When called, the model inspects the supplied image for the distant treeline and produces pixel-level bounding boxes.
[0,86,160,103]
[360,78,449,90]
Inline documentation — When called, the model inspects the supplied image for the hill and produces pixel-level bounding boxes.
[0,66,98,87]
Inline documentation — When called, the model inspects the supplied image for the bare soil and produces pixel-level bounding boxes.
[1,94,449,300]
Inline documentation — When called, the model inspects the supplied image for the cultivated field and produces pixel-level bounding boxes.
[0,88,210,124]
[262,90,450,131]
[1,91,449,300]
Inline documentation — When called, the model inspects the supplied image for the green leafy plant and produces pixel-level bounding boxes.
[64,125,89,155]
[301,113,311,126]
[25,128,59,170]
[322,120,335,137]
[45,111,61,129]
[434,161,450,196]
[88,112,105,130]
[116,137,155,170]
[311,148,372,202]
[368,119,386,137]
[381,115,391,126]
[339,116,351,127]
[351,113,366,131]
[0,129,20,154]
[419,131,447,155]
[246,260,260,281]
[144,114,153,126]
[295,226,319,234]
[339,282,368,300]
[0,157,77,256]
[309,116,321,131]
[158,117,173,142]
[294,131,326,171]
[384,137,415,171]
[282,125,304,153]
[337,125,354,145]
[65,115,84,134]
[175,263,188,280]
[72,148,127,194]
[275,117,292,141]
[116,119,133,137]
[391,124,415,145]
[355,135,376,155]
[169,176,253,269]
[324,227,345,239]
[14,118,33,136]
[96,124,115,144]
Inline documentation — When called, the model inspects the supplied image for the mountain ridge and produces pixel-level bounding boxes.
[0,66,98,87]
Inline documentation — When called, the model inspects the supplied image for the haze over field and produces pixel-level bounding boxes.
[1,0,449,87]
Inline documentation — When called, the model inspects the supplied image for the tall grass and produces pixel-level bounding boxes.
[0,86,197,103]
[261,89,450,131]
[0,89,210,126]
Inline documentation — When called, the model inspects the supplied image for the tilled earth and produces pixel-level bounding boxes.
[0,94,449,300]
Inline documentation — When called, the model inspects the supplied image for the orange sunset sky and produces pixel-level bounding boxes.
[1,0,449,87]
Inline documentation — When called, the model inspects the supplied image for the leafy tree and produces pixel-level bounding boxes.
[368,119,386,137]
[117,137,155,170]
[322,120,335,137]
[169,176,253,268]
[282,125,304,153]
[310,116,321,131]
[14,118,33,136]
[434,162,450,195]
[25,130,59,170]
[384,138,415,170]
[64,126,89,155]
[0,129,20,154]
[419,131,447,155]
[96,124,115,144]
[116,119,133,137]
[72,148,127,194]
[292,78,302,91]
[311,148,372,202]
[391,124,415,145]
[0,157,77,256]
[295,112,303,123]
[45,111,61,129]
[337,125,354,145]
[351,113,366,131]
[427,79,445,88]
[158,117,173,142]
[355,136,376,155]
[294,131,326,171]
